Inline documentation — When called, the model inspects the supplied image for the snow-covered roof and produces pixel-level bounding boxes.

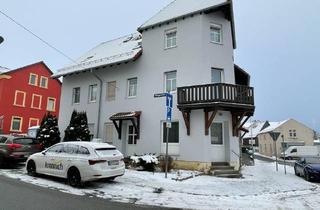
[139,0,229,30]
[243,121,267,139]
[259,120,290,134]
[0,66,10,74]
[52,33,143,78]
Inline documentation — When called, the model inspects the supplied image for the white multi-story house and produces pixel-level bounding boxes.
[53,0,255,171]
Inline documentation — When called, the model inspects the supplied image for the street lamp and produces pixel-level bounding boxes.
[0,36,4,44]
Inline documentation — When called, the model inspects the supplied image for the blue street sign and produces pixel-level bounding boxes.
[166,107,172,122]
[166,94,173,108]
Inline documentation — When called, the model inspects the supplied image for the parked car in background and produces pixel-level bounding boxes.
[294,157,320,182]
[27,126,40,138]
[281,146,319,160]
[26,142,125,187]
[0,135,43,167]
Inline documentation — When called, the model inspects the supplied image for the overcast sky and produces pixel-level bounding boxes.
[1,0,319,131]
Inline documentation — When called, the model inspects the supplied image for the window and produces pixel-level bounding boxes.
[127,78,137,98]
[40,76,48,88]
[211,68,223,83]
[128,125,138,145]
[289,129,297,138]
[64,144,79,154]
[47,144,64,153]
[291,148,297,153]
[13,90,26,107]
[165,71,177,93]
[46,97,56,111]
[78,146,90,155]
[211,122,223,145]
[72,87,80,104]
[162,122,179,143]
[210,24,222,44]
[29,118,39,128]
[29,73,38,86]
[0,116,3,132]
[31,94,42,109]
[105,123,114,144]
[106,81,116,101]
[165,29,177,49]
[11,116,23,132]
[88,84,98,103]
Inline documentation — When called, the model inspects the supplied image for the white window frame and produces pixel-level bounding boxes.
[72,87,81,104]
[210,23,223,44]
[13,90,26,107]
[10,116,23,132]
[29,73,38,86]
[210,122,224,146]
[40,76,48,88]
[164,71,177,93]
[127,78,137,98]
[88,84,98,103]
[104,122,114,144]
[28,118,39,128]
[31,94,42,109]
[165,28,177,49]
[47,97,56,111]
[127,125,138,145]
[211,68,224,84]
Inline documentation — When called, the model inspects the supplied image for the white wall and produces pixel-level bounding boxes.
[58,11,238,163]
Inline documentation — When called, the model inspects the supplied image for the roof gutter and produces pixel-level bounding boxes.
[90,69,103,138]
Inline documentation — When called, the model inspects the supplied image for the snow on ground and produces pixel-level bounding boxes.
[0,161,320,210]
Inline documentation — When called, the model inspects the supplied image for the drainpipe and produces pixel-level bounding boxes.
[90,69,103,138]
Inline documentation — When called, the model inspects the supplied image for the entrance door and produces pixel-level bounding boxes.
[210,122,226,162]
[126,125,138,156]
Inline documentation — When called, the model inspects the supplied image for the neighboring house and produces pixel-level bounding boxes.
[53,0,255,171]
[242,120,270,148]
[0,62,61,134]
[257,119,315,157]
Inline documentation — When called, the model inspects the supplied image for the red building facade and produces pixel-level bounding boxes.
[0,62,61,134]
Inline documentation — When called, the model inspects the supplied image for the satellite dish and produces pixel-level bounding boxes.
[0,36,4,44]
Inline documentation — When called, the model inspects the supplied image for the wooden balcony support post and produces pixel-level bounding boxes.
[181,110,191,136]
[204,109,218,136]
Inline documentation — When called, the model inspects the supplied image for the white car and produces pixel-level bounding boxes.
[26,142,125,187]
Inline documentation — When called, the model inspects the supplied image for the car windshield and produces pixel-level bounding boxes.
[95,148,117,156]
[305,157,320,164]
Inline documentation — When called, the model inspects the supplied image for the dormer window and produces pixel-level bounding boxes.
[165,29,177,49]
[210,24,222,44]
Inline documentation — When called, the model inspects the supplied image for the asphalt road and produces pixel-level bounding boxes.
[0,175,178,210]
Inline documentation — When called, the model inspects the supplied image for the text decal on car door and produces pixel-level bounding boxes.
[45,161,63,170]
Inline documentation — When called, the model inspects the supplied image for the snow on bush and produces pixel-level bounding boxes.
[130,154,159,164]
[130,154,159,172]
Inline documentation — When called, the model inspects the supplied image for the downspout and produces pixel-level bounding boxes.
[90,69,103,138]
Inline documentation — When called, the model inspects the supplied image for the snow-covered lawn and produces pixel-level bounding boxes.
[0,161,320,210]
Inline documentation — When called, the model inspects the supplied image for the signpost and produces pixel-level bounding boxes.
[269,132,281,172]
[281,135,287,175]
[154,92,173,178]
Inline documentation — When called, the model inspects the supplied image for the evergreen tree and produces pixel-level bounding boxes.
[36,112,61,148]
[64,110,91,141]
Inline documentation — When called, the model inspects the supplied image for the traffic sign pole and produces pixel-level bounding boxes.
[269,132,281,172]
[154,92,173,179]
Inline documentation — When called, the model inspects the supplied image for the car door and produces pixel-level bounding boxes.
[297,158,306,175]
[42,144,64,176]
[60,144,79,177]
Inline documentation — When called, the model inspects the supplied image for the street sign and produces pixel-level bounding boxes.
[154,93,167,98]
[166,94,173,108]
[269,132,281,142]
[166,107,172,122]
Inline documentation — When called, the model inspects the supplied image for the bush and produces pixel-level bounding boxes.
[130,154,159,172]
[159,155,174,173]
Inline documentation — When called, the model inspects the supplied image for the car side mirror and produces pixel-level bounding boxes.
[42,151,46,155]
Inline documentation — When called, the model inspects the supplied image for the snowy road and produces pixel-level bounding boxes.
[0,161,320,210]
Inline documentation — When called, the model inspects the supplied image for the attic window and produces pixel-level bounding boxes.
[165,29,177,49]
[210,24,222,44]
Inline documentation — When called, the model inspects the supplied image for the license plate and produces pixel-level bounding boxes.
[108,160,119,166]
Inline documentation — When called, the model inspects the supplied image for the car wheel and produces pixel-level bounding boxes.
[294,166,299,176]
[304,170,311,182]
[27,160,37,176]
[106,177,115,182]
[68,167,81,187]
